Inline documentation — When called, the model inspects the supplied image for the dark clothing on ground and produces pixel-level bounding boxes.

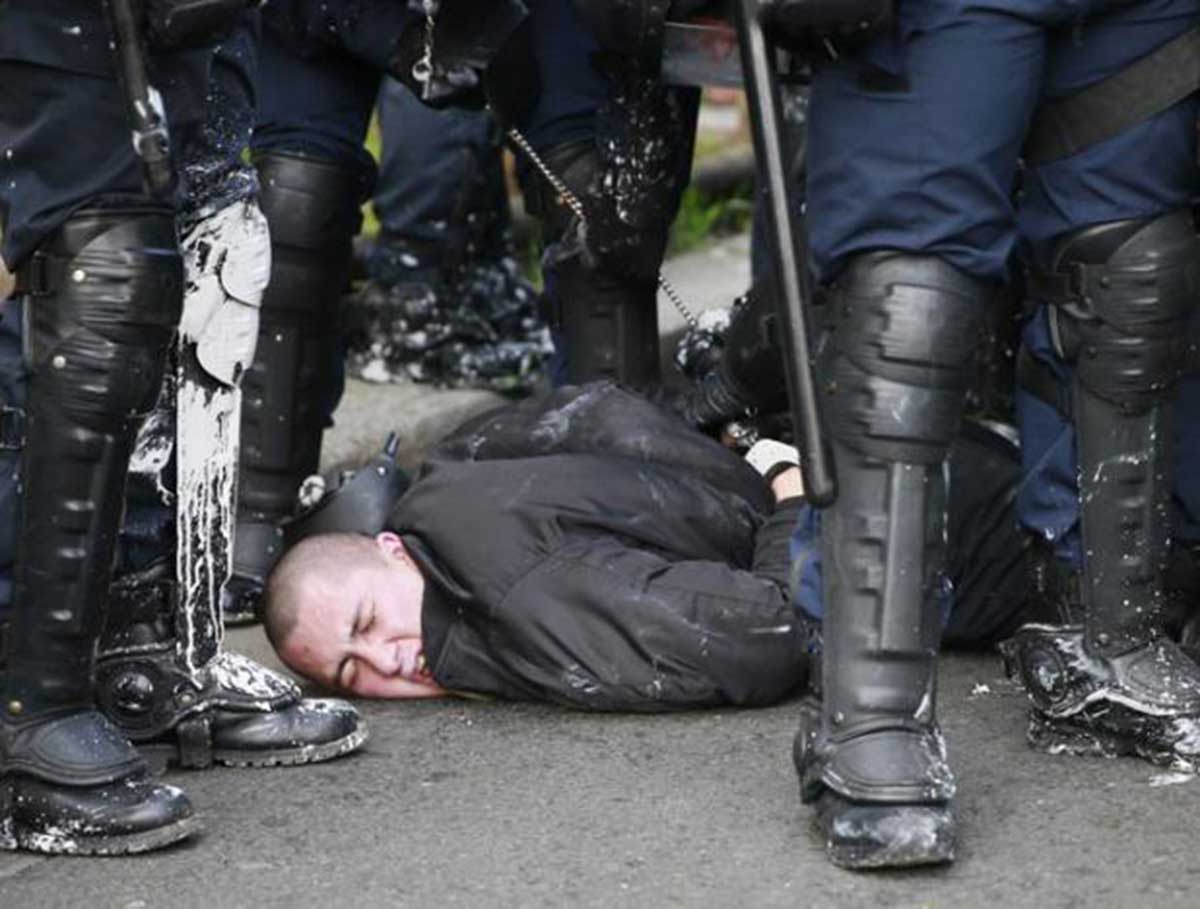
[392,383,813,711]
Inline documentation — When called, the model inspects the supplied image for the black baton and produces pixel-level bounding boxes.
[102,0,178,200]
[732,0,836,506]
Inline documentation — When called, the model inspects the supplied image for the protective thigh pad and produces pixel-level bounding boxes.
[179,200,269,387]
[823,253,987,464]
[25,209,183,427]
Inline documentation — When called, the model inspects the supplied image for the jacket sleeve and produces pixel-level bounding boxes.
[751,498,806,590]
[476,510,813,712]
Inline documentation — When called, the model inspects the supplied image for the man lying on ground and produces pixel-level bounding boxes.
[262,382,1027,709]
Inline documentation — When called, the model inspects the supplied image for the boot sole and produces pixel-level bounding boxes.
[812,799,957,870]
[212,723,369,769]
[826,837,956,871]
[1027,711,1200,772]
[2,814,200,856]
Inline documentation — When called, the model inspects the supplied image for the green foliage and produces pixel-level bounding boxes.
[360,115,383,238]
[668,183,754,257]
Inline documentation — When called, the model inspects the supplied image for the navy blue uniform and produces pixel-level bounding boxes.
[0,0,211,266]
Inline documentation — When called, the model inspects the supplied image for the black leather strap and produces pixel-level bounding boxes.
[0,709,145,786]
[1016,346,1071,417]
[1025,26,1200,165]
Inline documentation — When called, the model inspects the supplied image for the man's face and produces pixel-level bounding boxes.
[280,533,446,699]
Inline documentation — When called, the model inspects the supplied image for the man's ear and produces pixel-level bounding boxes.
[375,531,407,562]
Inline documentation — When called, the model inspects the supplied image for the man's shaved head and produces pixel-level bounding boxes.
[262,531,442,699]
[263,532,379,650]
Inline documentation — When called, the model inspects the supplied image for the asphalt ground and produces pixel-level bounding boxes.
[4,235,1199,907]
[4,647,1199,908]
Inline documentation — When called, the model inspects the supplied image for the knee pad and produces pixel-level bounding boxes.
[241,151,371,488]
[21,207,183,430]
[1036,210,1200,412]
[822,252,988,464]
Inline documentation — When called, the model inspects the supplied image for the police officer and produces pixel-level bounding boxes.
[0,0,212,853]
[0,3,363,855]
[784,0,1200,870]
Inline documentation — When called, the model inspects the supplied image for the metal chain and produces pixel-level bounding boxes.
[504,125,700,331]
[410,0,439,89]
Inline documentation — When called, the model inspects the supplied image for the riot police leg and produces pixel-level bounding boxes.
[793,253,986,868]
[224,151,370,624]
[532,141,662,387]
[0,209,196,854]
[97,199,366,769]
[508,0,701,386]
[1001,211,1200,766]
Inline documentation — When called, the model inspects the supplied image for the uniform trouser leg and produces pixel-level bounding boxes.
[352,80,546,391]
[1015,312,1200,632]
[517,0,698,387]
[371,78,505,273]
[0,209,195,854]
[1000,213,1200,765]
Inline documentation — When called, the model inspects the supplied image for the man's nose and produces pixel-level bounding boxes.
[355,637,403,676]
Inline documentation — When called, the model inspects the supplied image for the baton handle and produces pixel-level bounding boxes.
[102,0,178,200]
[732,0,836,506]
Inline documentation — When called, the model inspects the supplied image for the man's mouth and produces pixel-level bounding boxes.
[415,651,432,679]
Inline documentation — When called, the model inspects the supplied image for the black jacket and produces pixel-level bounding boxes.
[390,382,812,711]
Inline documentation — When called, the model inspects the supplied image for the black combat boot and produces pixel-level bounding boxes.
[1001,211,1200,769]
[0,210,197,854]
[224,151,372,625]
[792,253,987,868]
[98,559,366,770]
[530,141,661,387]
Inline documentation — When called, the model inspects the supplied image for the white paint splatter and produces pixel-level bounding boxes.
[1149,772,1194,787]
